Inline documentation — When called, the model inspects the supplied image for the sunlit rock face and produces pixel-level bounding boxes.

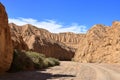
[74,21,120,63]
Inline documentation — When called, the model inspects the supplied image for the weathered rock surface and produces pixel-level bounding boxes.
[9,24,77,60]
[27,35,75,60]
[9,23,29,51]
[18,24,84,49]
[74,21,120,63]
[10,20,120,62]
[0,3,13,72]
[50,32,84,49]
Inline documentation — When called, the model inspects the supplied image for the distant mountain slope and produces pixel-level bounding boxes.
[9,23,82,60]
[9,23,84,49]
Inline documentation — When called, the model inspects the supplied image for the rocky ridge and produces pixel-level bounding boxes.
[9,23,79,60]
[9,23,84,49]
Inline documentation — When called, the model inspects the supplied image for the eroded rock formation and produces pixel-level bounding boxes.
[16,24,84,49]
[0,3,13,72]
[9,24,77,60]
[74,21,120,63]
[10,23,29,51]
[27,35,75,60]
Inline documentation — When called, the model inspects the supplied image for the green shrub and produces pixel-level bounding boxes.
[9,50,34,72]
[25,51,46,69]
[43,58,60,67]
[9,49,60,72]
[47,57,60,65]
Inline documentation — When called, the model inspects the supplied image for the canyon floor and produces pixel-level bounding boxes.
[1,61,120,80]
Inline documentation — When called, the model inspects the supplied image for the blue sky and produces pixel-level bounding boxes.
[1,0,120,33]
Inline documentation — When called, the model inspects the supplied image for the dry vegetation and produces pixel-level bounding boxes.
[8,50,60,72]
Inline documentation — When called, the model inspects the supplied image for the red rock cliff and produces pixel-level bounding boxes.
[0,3,13,72]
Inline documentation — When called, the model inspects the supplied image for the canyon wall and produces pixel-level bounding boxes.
[9,24,80,60]
[0,3,13,72]
[74,21,120,63]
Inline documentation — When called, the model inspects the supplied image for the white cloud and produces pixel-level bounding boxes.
[9,17,87,33]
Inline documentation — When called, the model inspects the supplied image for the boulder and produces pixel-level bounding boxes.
[26,35,75,60]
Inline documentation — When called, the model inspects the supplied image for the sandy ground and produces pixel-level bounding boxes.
[1,61,120,80]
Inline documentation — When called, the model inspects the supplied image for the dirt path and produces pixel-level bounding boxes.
[1,61,120,80]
